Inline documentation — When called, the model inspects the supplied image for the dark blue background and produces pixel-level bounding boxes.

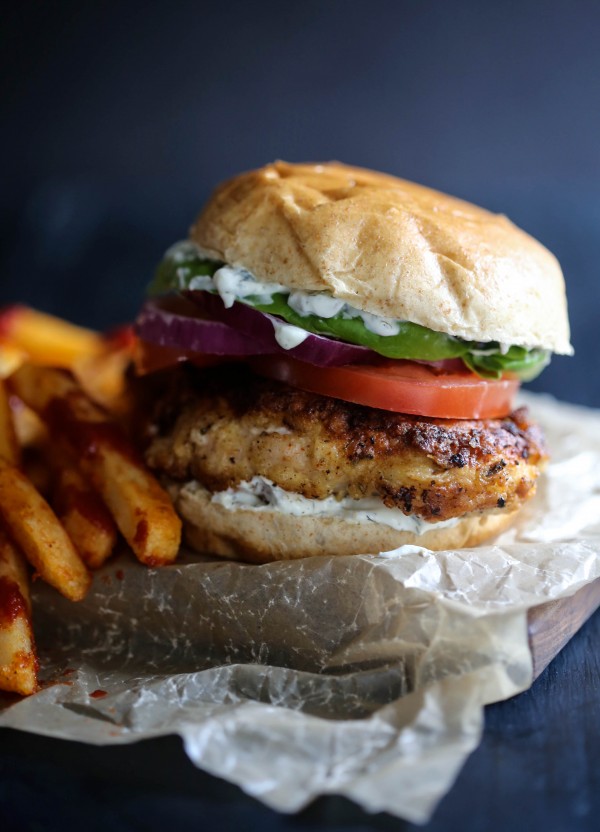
[2,0,600,406]
[2,3,600,830]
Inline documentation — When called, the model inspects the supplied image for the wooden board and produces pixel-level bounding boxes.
[528,578,600,679]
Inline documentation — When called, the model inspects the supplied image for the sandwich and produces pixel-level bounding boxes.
[135,161,572,562]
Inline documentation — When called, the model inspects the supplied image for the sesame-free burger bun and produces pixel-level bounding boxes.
[191,161,572,354]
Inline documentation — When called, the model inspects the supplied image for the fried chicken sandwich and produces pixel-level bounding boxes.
[135,162,572,562]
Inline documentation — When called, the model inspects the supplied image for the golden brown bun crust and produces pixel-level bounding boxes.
[167,480,518,564]
[191,161,572,354]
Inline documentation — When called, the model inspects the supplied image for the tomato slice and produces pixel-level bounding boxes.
[249,355,519,419]
[135,339,519,419]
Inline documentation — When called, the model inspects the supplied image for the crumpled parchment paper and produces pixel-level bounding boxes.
[1,392,600,824]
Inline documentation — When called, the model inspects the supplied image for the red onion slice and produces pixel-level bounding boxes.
[184,291,378,366]
[136,295,379,367]
[135,297,272,355]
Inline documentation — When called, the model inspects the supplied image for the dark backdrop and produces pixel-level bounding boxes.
[2,0,600,406]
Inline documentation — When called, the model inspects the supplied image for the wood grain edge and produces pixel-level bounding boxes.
[527,578,600,680]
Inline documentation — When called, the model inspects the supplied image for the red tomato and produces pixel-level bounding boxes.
[249,355,520,419]
[134,340,519,419]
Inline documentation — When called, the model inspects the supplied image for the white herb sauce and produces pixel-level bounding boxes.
[272,320,310,349]
[210,476,459,535]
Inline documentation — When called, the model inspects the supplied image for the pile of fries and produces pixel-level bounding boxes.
[0,306,182,696]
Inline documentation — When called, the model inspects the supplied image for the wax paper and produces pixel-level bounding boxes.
[1,392,600,824]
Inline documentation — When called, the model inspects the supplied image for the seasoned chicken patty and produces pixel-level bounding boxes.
[144,365,548,523]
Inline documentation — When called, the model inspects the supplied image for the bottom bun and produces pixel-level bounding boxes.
[167,480,519,564]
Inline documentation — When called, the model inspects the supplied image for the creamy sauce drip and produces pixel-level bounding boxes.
[272,320,310,349]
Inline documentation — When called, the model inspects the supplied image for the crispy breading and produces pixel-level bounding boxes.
[145,366,547,522]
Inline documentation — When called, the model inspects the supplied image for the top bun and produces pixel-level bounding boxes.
[190,161,572,353]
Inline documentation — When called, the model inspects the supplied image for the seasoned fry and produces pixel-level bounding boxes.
[0,307,135,417]
[0,340,26,380]
[0,313,156,694]
[0,527,38,696]
[0,457,91,601]
[0,305,103,368]
[0,380,20,466]
[72,324,135,416]
[9,364,182,567]
[10,397,48,449]
[51,461,118,570]
[74,350,130,414]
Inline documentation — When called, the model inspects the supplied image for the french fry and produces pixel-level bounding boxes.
[0,339,26,380]
[0,528,38,696]
[0,305,104,369]
[49,458,118,570]
[73,345,133,417]
[0,457,91,601]
[9,396,48,450]
[9,364,182,567]
[74,323,134,391]
[0,380,20,466]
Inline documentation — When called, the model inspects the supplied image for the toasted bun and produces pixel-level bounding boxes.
[191,161,572,354]
[166,480,518,564]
